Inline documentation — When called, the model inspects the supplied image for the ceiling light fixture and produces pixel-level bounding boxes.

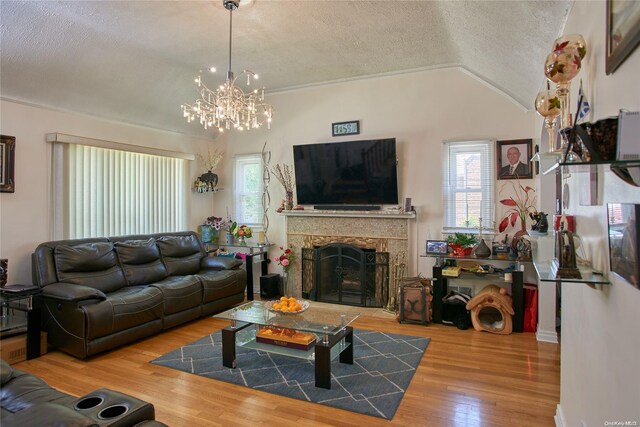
[181,0,272,132]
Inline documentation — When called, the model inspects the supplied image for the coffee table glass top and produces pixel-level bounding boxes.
[214,301,360,335]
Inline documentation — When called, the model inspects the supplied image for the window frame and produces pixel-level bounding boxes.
[233,153,264,230]
[442,140,495,236]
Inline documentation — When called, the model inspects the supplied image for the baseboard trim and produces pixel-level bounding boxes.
[536,329,559,343]
[555,404,565,427]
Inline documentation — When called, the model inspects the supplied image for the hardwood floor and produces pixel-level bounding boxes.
[13,309,560,427]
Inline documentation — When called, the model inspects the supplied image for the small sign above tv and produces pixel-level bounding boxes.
[332,120,360,137]
[292,138,399,209]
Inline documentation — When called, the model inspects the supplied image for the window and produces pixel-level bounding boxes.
[233,153,263,228]
[50,134,191,239]
[442,140,494,233]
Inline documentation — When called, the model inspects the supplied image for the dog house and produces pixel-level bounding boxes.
[465,284,514,335]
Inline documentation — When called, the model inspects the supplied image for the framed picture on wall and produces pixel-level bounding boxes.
[607,203,639,290]
[606,0,640,74]
[496,139,533,180]
[0,135,16,193]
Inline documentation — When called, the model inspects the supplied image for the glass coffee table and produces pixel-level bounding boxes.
[214,301,360,389]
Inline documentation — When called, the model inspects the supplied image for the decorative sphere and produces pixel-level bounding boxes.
[535,89,561,118]
[553,34,587,60]
[544,50,581,84]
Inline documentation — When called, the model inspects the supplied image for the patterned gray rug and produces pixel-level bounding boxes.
[151,329,430,419]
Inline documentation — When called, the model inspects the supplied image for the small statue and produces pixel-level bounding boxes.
[276,199,285,213]
[530,211,549,233]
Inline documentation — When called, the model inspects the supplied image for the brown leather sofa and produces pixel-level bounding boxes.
[32,231,246,359]
[1,358,166,426]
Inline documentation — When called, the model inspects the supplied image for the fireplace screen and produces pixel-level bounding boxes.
[302,243,389,307]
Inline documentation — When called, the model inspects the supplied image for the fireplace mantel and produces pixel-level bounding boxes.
[281,210,416,219]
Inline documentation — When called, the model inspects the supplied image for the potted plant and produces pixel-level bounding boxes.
[447,233,478,257]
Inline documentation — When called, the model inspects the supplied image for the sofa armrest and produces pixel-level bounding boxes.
[200,256,243,271]
[41,282,107,303]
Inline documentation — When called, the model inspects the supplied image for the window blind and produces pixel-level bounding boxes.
[55,143,187,239]
[442,140,495,233]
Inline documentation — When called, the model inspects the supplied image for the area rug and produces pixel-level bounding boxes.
[151,329,430,419]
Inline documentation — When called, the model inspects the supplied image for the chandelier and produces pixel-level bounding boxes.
[181,0,273,132]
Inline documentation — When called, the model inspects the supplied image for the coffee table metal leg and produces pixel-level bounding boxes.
[315,342,331,389]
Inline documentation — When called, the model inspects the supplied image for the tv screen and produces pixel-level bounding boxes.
[293,138,399,207]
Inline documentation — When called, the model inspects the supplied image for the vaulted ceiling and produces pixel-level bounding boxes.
[1,0,572,138]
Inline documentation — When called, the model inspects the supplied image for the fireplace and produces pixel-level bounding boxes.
[302,243,389,307]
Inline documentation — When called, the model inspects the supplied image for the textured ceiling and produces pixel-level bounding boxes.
[1,0,572,138]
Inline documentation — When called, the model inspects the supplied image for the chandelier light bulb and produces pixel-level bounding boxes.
[209,66,216,72]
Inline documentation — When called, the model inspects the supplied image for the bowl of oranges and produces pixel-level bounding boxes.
[265,296,310,314]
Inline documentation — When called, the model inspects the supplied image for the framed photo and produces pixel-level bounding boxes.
[0,135,16,193]
[607,203,639,290]
[332,120,360,137]
[496,139,533,180]
[426,240,448,255]
[606,0,640,75]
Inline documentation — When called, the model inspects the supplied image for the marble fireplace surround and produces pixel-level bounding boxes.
[282,210,415,300]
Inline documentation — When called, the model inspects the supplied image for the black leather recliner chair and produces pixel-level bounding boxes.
[1,359,166,426]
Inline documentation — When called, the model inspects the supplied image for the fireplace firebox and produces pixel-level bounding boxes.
[302,243,389,307]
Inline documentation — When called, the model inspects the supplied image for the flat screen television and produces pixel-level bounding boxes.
[293,138,399,209]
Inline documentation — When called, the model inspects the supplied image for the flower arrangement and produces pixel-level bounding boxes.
[274,246,295,273]
[197,148,224,172]
[204,216,232,231]
[233,224,253,239]
[498,181,537,233]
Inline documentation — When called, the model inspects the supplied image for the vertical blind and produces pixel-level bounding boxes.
[234,153,264,228]
[442,140,494,232]
[62,144,187,239]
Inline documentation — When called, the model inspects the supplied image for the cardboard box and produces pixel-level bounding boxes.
[0,332,47,364]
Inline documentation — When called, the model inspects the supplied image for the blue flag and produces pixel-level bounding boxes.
[576,80,591,124]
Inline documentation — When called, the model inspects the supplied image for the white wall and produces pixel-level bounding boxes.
[0,100,220,283]
[214,68,536,278]
[551,2,640,426]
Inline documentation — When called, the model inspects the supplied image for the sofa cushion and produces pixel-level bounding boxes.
[114,239,169,286]
[149,275,202,315]
[54,243,126,293]
[198,269,246,304]
[156,235,202,276]
[82,286,163,340]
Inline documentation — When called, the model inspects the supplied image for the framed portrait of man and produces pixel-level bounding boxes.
[496,139,533,180]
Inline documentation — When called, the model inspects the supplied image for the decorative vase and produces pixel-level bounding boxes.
[237,236,246,245]
[285,191,294,210]
[535,87,561,153]
[512,218,529,251]
[280,272,291,297]
[200,225,214,243]
[225,232,234,245]
[474,239,491,258]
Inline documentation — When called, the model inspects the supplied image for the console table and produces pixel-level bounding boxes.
[426,255,527,333]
